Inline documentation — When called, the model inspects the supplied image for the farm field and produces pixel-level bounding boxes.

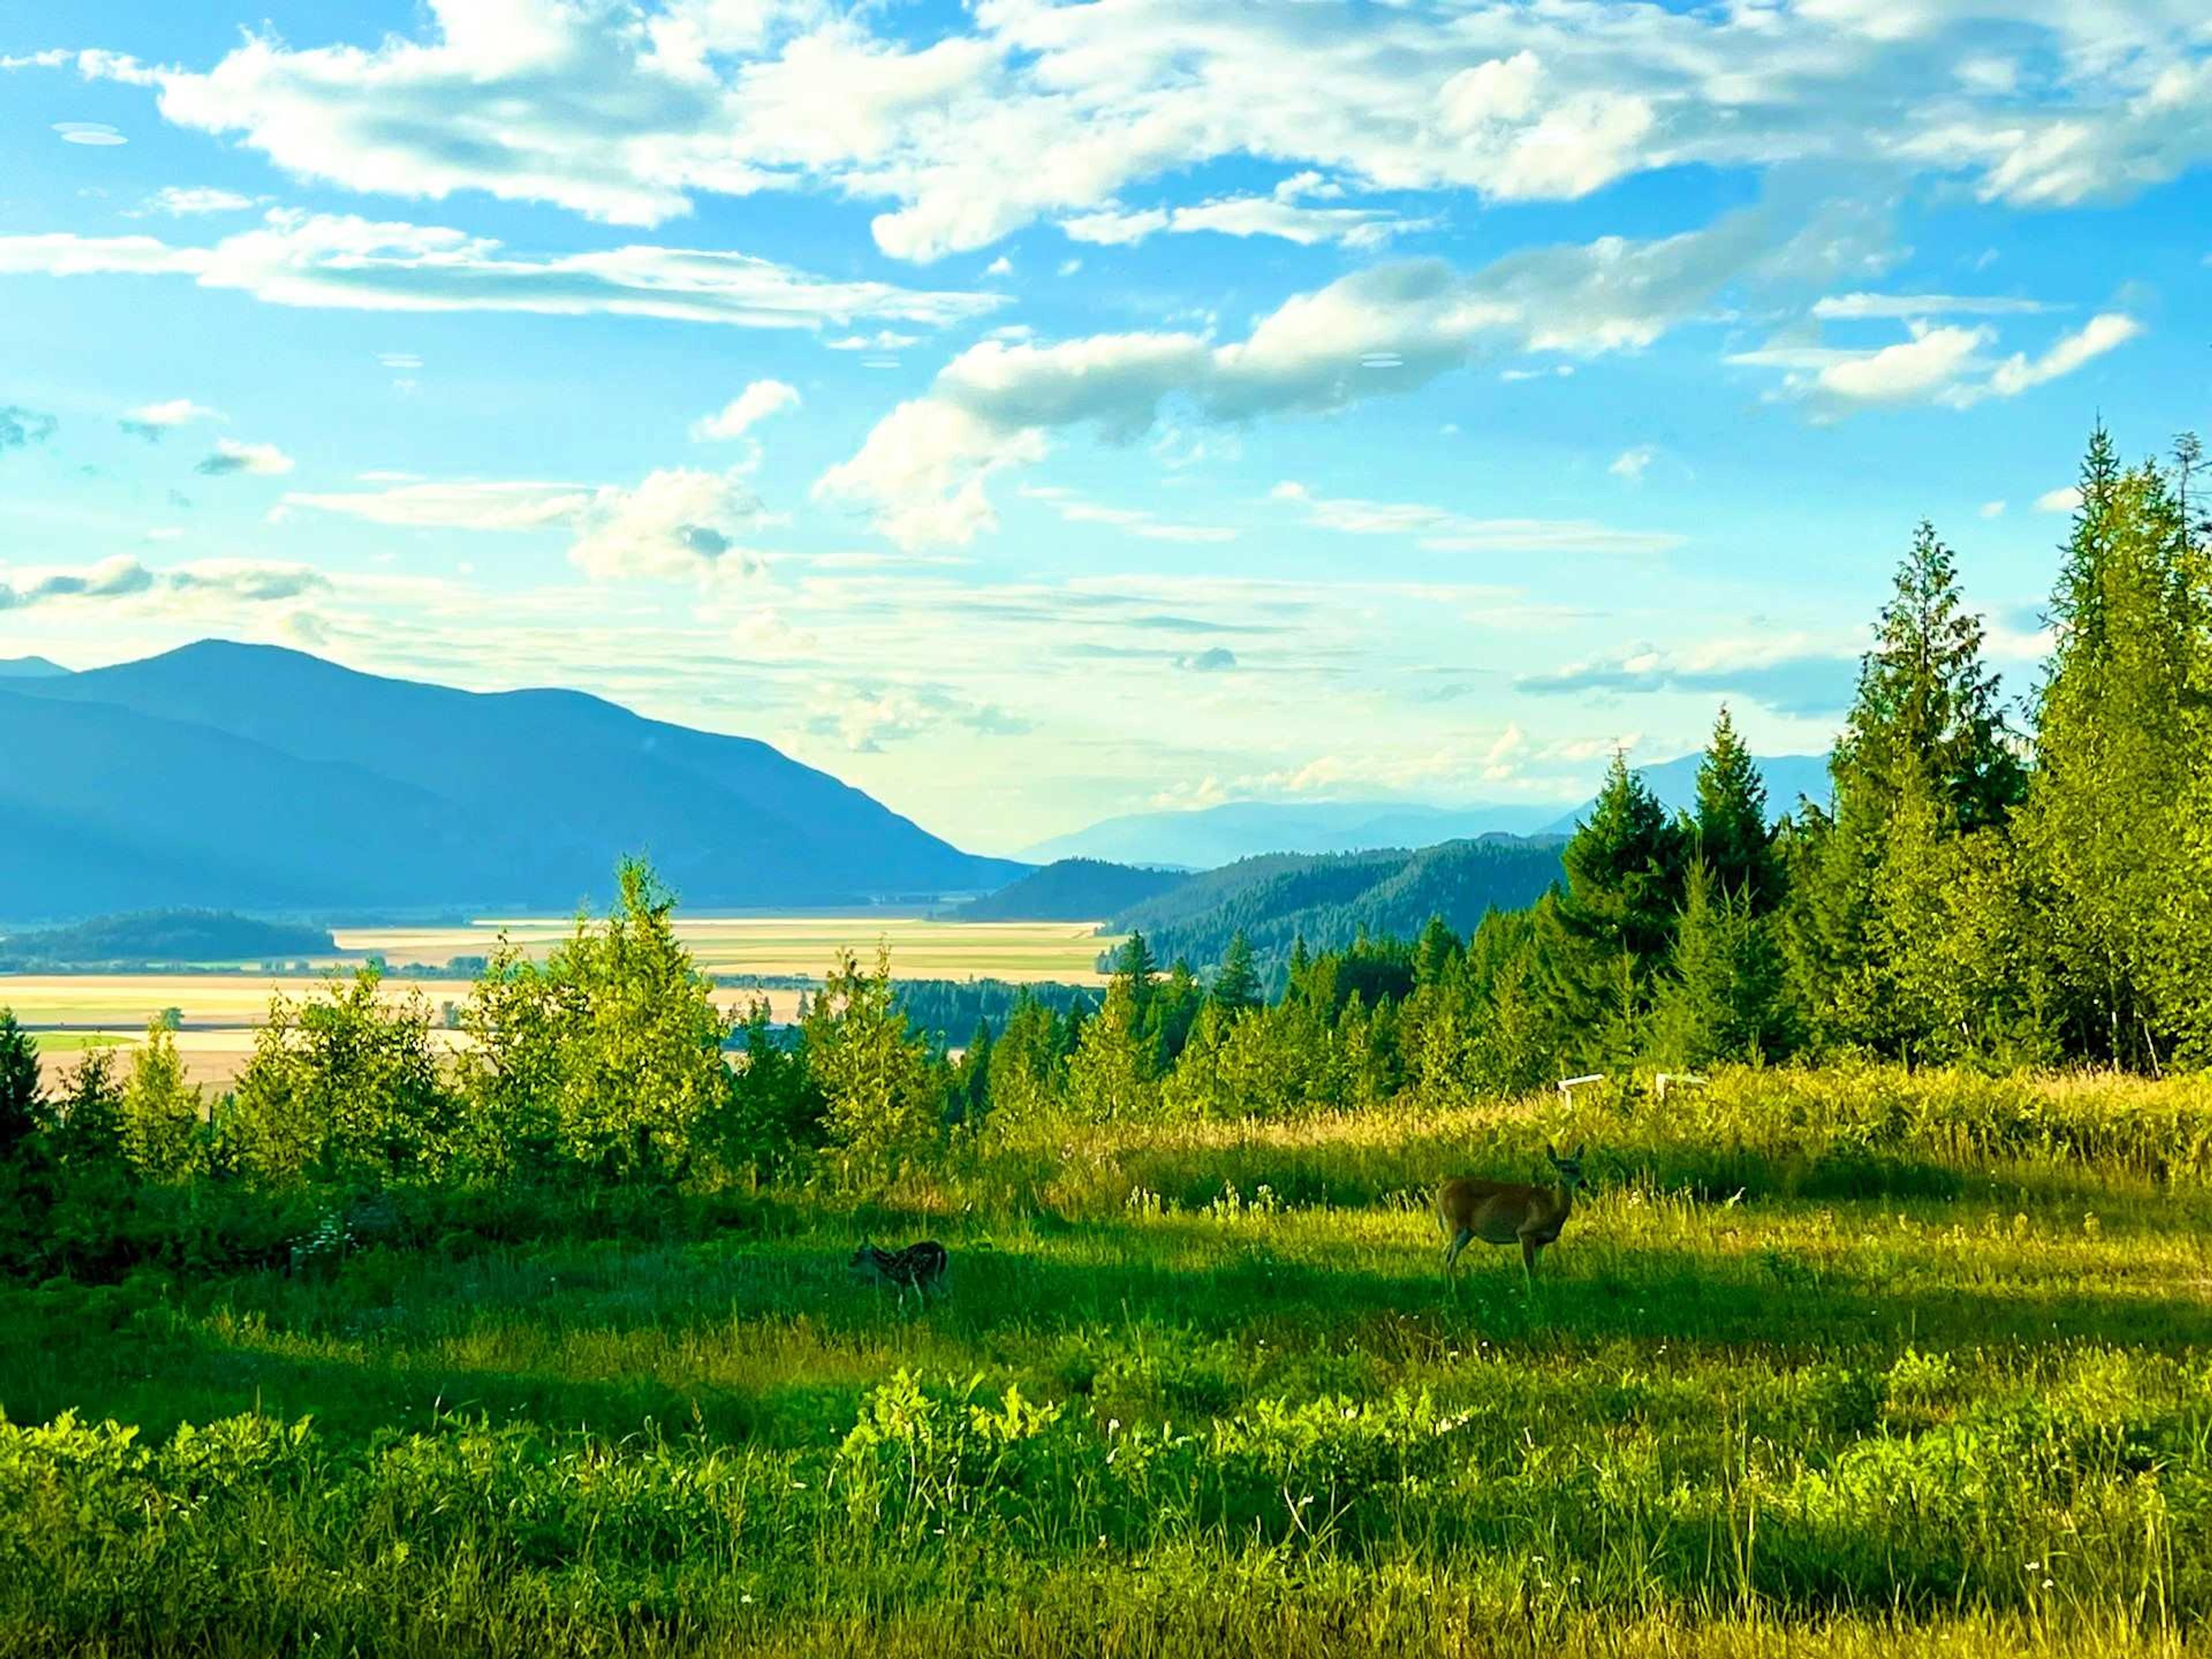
[5,918,1111,1092]
[334,915,1115,982]
[3,1076,2210,1656]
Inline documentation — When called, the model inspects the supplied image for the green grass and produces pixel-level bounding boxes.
[4,1067,2212,1656]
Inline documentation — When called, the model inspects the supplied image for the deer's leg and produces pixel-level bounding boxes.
[1520,1233,1540,1289]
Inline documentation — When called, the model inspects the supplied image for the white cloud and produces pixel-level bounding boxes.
[983,255,1012,276]
[821,207,1838,544]
[731,609,820,659]
[815,397,1048,550]
[282,480,592,531]
[692,378,801,441]
[1979,500,2006,518]
[826,330,921,351]
[54,120,126,146]
[1272,480,1683,555]
[135,185,257,216]
[195,437,293,476]
[569,468,770,582]
[2037,486,2082,513]
[0,555,326,610]
[286,467,769,582]
[1732,312,2143,413]
[1018,486,1235,544]
[1062,174,1424,249]
[1813,291,2055,320]
[1609,445,1658,482]
[1987,312,2142,397]
[0,210,999,332]
[804,679,1031,752]
[22,5,2211,263]
[118,397,219,440]
[1820,323,1994,405]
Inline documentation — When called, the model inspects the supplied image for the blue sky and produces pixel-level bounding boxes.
[2,1,2206,854]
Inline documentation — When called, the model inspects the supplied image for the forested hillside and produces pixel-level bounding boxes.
[1104,837,1567,973]
[0,910,334,967]
[950,858,1184,921]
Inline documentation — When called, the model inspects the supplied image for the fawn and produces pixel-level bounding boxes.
[850,1240,950,1304]
[1435,1145,1586,1291]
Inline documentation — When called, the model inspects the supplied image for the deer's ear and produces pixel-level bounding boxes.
[1546,1141,1558,1158]
[1573,1143,1587,1160]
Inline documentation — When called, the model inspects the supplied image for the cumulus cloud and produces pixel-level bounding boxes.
[0,210,999,332]
[194,437,293,476]
[692,378,801,441]
[0,405,59,456]
[2037,485,2082,513]
[569,468,771,581]
[118,397,218,441]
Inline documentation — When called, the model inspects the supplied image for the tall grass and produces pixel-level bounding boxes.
[3,1064,2211,1656]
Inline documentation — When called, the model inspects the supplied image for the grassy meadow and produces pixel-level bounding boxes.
[4,1068,2211,1657]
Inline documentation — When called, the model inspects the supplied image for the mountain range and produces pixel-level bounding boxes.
[0,641,1021,919]
[1024,753,1833,868]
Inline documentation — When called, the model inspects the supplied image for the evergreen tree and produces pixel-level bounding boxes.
[1560,752,1688,963]
[1788,521,2027,1055]
[1413,914,1460,986]
[0,1010,45,1162]
[1210,931,1261,1013]
[1658,858,1788,1068]
[1694,706,1778,912]
[1107,932,1158,1021]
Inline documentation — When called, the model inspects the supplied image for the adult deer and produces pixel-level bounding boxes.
[1435,1145,1586,1292]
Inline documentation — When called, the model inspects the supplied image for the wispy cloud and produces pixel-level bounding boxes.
[0,210,1002,332]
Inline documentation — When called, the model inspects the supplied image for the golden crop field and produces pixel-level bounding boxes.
[334,915,1115,982]
[7,918,1112,1093]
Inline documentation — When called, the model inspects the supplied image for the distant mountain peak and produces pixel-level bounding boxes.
[0,641,1021,917]
[0,654,70,678]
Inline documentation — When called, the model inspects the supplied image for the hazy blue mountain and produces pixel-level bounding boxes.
[1539,752,1832,836]
[0,641,1021,919]
[950,858,1186,921]
[1020,799,1566,868]
[0,656,69,678]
